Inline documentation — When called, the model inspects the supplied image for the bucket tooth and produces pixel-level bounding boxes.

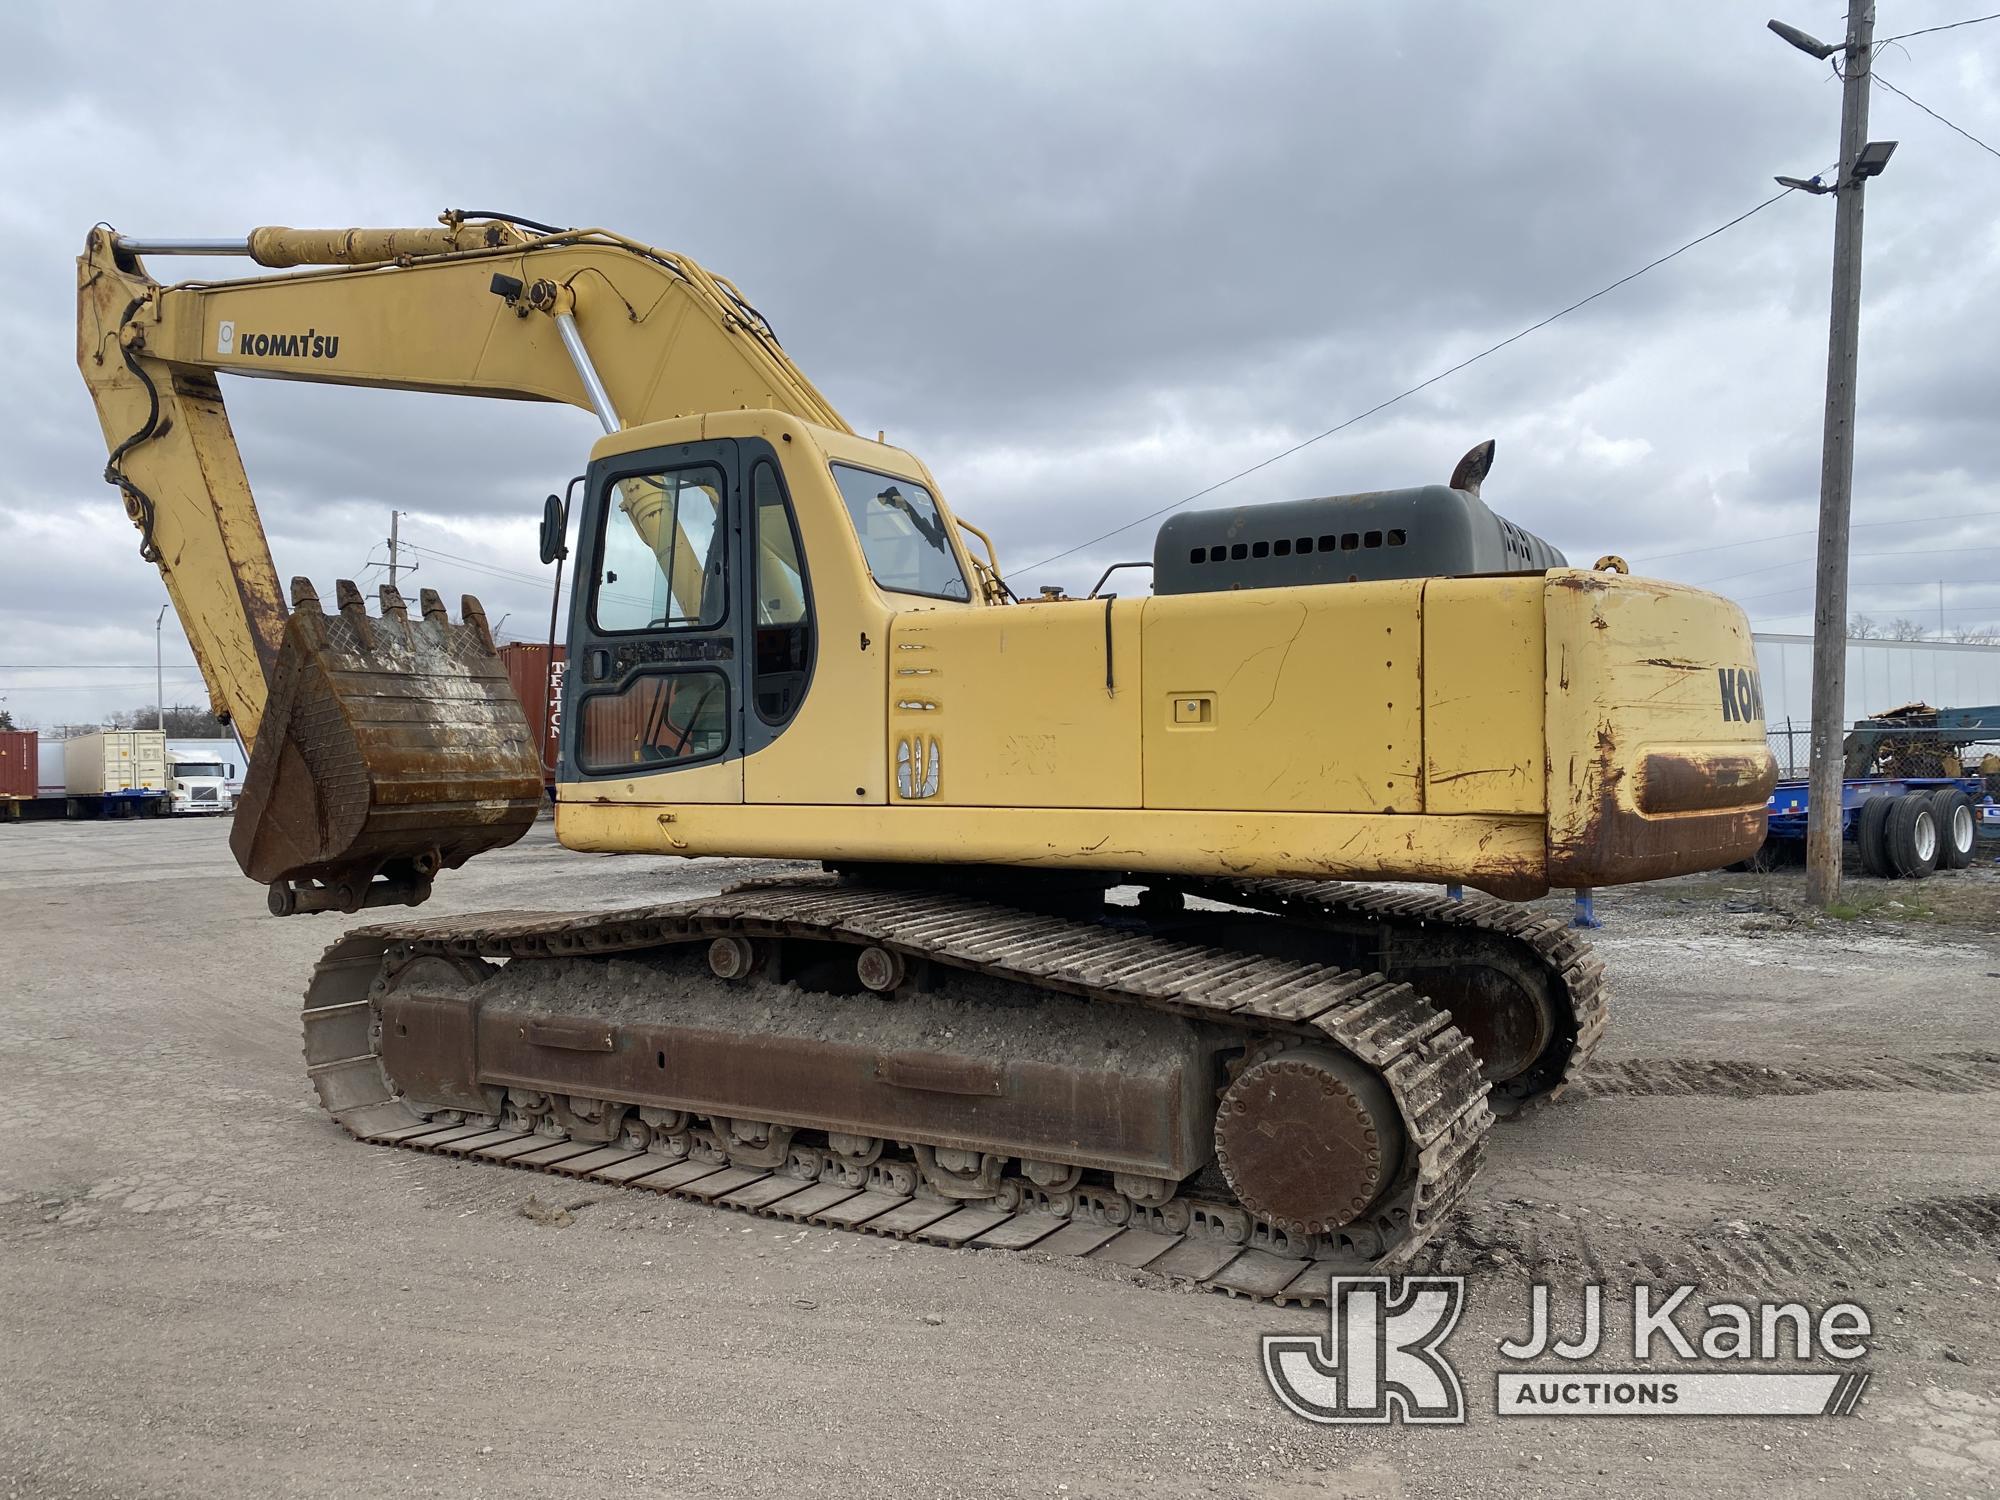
[290,576,323,612]
[378,583,410,621]
[329,578,375,649]
[419,588,448,624]
[460,593,495,652]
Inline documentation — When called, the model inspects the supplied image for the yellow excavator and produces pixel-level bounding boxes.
[77,212,1774,1298]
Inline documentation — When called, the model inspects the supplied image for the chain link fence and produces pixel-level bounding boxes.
[1766,719,2000,787]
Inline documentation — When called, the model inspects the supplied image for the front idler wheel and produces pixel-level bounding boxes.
[1214,1045,1407,1235]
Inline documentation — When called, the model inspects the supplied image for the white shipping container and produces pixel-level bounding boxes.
[37,740,64,797]
[1754,634,2000,730]
[63,730,168,796]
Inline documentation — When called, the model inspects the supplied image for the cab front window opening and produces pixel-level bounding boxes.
[830,462,968,601]
[591,465,729,633]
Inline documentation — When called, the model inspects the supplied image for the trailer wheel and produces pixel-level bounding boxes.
[1885,793,1940,879]
[1739,840,1782,873]
[1857,794,1896,877]
[1931,789,1977,870]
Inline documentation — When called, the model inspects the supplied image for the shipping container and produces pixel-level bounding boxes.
[36,741,64,797]
[0,729,36,802]
[498,643,566,785]
[63,730,167,796]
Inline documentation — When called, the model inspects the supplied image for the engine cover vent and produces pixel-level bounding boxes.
[1153,484,1565,596]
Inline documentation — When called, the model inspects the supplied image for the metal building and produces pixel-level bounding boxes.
[1754,634,2000,726]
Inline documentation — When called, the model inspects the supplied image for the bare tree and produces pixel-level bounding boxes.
[108,703,231,736]
[1884,618,1929,641]
[1948,624,2000,645]
[1847,612,1881,639]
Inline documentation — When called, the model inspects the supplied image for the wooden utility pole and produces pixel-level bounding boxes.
[387,509,404,589]
[1804,3,1878,908]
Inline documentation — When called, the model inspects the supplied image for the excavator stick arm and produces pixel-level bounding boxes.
[76,213,860,909]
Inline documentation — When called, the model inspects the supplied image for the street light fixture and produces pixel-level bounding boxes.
[1851,139,1898,178]
[1767,18,1837,59]
[1775,139,1895,195]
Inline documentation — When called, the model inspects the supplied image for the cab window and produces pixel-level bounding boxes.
[752,460,814,724]
[591,466,728,633]
[830,463,968,600]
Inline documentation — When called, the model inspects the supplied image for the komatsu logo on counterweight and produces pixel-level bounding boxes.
[1718,666,1764,723]
[216,320,339,359]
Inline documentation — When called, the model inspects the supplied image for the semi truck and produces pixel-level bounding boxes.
[166,748,235,815]
[165,737,246,799]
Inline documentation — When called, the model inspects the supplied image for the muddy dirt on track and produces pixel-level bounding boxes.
[2,819,1996,1499]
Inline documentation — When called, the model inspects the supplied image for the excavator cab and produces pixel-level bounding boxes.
[233,577,544,916]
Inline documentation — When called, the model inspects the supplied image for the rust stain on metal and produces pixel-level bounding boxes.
[1549,719,1770,887]
[1638,748,1778,815]
[232,577,542,912]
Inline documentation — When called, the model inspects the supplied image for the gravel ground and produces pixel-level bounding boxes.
[2,819,1996,1499]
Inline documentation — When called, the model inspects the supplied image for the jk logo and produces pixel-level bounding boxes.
[1262,1276,1467,1425]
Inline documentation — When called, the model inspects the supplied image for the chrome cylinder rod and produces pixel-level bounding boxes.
[113,237,254,256]
[554,311,621,433]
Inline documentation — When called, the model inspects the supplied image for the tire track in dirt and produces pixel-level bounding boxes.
[1574,1053,2000,1100]
[1418,1193,2000,1290]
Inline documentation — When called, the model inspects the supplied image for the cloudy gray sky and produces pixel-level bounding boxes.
[3,1,1998,730]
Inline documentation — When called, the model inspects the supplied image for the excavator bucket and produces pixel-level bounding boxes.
[232,578,545,915]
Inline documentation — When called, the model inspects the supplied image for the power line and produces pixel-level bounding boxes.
[1633,507,2000,567]
[1876,12,2000,45]
[1754,603,2000,626]
[0,681,202,693]
[398,541,548,587]
[400,520,549,585]
[1686,543,2000,589]
[1757,599,2000,617]
[1736,574,2000,606]
[1011,187,1803,578]
[0,663,203,671]
[1872,72,2000,163]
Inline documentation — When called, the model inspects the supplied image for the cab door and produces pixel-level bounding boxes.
[560,438,745,803]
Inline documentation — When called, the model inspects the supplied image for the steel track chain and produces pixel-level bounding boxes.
[1168,878,1608,1115]
[301,882,1493,1305]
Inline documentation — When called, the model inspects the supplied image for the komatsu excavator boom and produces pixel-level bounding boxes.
[77,212,1777,1296]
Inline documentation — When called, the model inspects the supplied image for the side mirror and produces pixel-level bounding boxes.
[538,493,568,565]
